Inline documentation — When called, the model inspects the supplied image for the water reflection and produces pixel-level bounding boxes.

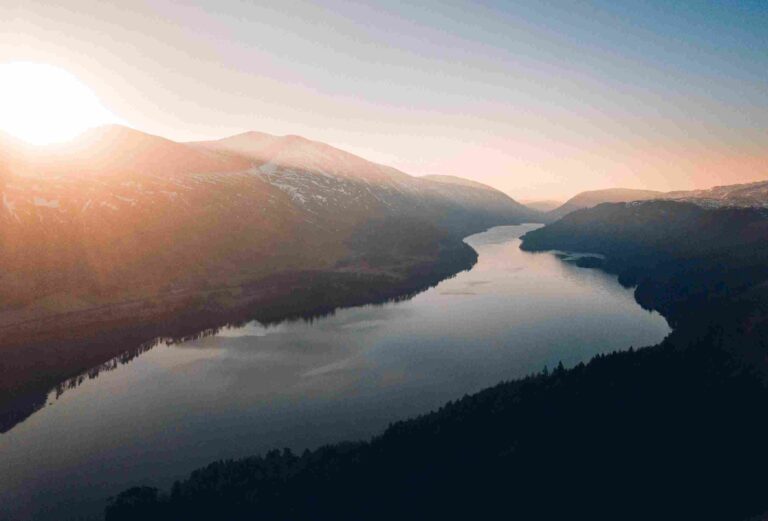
[0,225,670,521]
[0,243,472,433]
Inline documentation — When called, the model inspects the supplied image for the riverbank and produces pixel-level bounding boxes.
[104,212,768,521]
[1,225,672,521]
[0,240,478,432]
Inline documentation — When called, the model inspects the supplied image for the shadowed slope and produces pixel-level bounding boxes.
[106,197,768,521]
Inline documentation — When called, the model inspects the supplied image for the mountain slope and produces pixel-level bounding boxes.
[0,127,539,403]
[521,200,768,326]
[419,174,542,231]
[547,188,663,220]
[519,199,562,212]
[0,127,314,312]
[664,180,768,208]
[193,133,540,238]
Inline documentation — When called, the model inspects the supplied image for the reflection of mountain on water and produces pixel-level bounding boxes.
[0,245,476,433]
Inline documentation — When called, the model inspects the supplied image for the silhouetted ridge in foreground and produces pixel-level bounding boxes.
[105,337,768,521]
[106,199,768,521]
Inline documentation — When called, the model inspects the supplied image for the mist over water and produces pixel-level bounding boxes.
[0,225,670,520]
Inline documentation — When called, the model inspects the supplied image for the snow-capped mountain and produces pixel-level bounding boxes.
[193,132,539,236]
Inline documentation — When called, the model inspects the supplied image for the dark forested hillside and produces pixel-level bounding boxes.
[105,199,768,521]
[105,330,768,521]
[521,201,768,327]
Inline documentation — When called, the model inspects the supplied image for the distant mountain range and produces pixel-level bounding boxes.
[519,199,563,213]
[542,181,768,222]
[664,180,768,209]
[545,188,664,221]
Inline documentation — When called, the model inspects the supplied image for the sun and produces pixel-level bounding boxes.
[0,62,119,145]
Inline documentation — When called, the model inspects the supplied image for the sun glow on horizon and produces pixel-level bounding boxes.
[0,62,119,145]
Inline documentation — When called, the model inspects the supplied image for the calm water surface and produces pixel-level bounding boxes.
[0,225,670,520]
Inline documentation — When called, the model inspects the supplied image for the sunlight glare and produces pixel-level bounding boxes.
[0,62,119,145]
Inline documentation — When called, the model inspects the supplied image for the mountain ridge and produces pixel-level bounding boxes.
[2,124,541,323]
[105,191,768,521]
[664,180,768,208]
[547,188,664,221]
[546,180,768,221]
[0,125,541,428]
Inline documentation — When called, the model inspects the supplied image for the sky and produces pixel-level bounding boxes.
[1,0,766,200]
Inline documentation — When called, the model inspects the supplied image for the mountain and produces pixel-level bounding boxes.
[0,126,540,423]
[519,199,562,212]
[3,125,250,180]
[192,133,540,237]
[664,180,768,208]
[547,188,664,221]
[2,125,539,322]
[0,126,301,312]
[521,199,768,327]
[418,175,542,228]
[421,174,503,190]
[544,180,768,222]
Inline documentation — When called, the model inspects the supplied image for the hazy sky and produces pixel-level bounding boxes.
[1,0,766,199]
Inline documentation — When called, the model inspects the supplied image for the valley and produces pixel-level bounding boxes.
[3,4,767,521]
[104,197,768,521]
[0,224,669,521]
[0,127,538,432]
[3,133,768,520]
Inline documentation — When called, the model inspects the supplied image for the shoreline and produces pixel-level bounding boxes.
[0,240,478,432]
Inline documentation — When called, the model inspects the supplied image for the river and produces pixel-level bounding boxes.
[0,224,671,520]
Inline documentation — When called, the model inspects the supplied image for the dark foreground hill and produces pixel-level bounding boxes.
[106,199,768,521]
